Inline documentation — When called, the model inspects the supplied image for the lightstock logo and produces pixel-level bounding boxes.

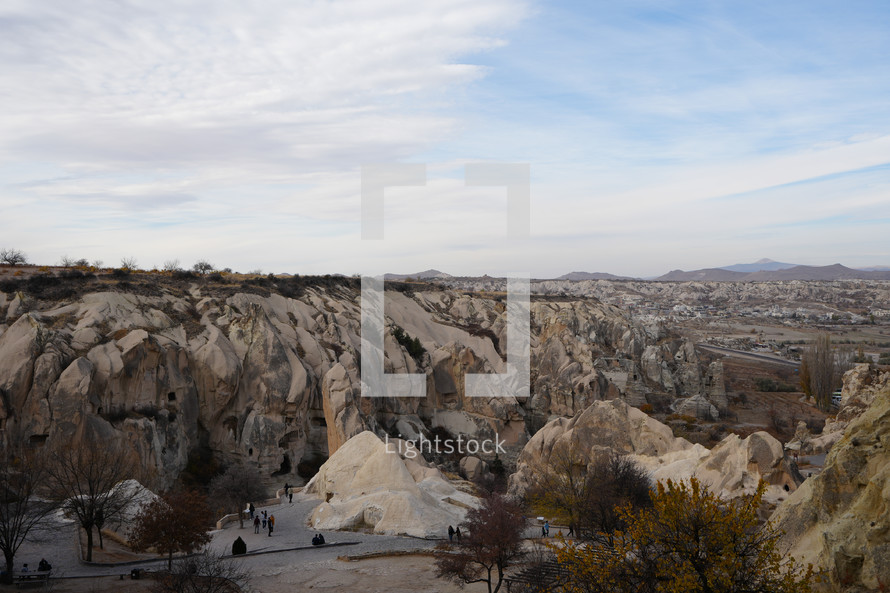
[359,163,531,403]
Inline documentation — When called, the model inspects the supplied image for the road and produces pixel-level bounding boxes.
[696,343,799,368]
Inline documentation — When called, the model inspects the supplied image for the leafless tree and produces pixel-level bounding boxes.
[0,248,27,266]
[153,550,251,593]
[525,443,651,545]
[0,437,58,583]
[801,333,854,411]
[59,255,76,268]
[163,259,182,272]
[208,463,267,529]
[120,256,138,271]
[45,439,140,561]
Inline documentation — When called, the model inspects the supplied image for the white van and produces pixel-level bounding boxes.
[831,390,843,408]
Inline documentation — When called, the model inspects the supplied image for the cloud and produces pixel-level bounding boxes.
[1,0,889,277]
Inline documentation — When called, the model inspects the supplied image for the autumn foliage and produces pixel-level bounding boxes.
[554,478,813,593]
[130,489,213,570]
[435,492,529,593]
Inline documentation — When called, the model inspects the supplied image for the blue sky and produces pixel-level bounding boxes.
[1,0,889,277]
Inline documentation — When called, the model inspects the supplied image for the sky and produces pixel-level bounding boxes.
[1,0,889,278]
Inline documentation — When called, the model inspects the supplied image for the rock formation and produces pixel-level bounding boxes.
[0,274,726,488]
[510,399,796,504]
[788,364,890,456]
[771,370,890,591]
[305,431,476,538]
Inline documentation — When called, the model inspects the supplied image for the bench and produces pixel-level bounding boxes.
[12,571,50,588]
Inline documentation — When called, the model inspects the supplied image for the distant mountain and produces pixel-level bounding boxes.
[384,269,453,281]
[857,265,890,272]
[554,271,635,281]
[656,268,748,282]
[656,264,890,282]
[719,258,798,273]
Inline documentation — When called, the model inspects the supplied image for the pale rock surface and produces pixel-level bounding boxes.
[0,279,723,490]
[305,432,476,538]
[771,383,890,591]
[673,393,720,421]
[459,456,489,481]
[510,399,796,504]
[791,365,890,456]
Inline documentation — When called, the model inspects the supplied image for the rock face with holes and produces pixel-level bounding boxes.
[0,275,724,489]
[305,431,477,538]
[771,371,890,592]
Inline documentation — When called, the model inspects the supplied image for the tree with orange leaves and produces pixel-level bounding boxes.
[554,478,812,593]
[130,489,212,570]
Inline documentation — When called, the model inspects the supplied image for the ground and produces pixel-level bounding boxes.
[5,493,492,593]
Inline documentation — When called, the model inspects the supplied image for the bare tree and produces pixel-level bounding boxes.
[59,255,76,268]
[45,439,140,561]
[525,444,651,544]
[154,550,251,593]
[0,439,58,583]
[120,256,138,271]
[163,259,182,272]
[0,248,27,266]
[192,260,215,275]
[208,463,267,529]
[801,333,854,411]
[435,492,528,593]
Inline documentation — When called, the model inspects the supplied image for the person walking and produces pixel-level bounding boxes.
[248,503,255,519]
[254,515,261,534]
[455,527,461,543]
[448,525,455,542]
[262,512,267,530]
[289,488,294,504]
[544,520,550,537]
[268,514,275,537]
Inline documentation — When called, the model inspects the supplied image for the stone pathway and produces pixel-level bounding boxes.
[13,493,442,581]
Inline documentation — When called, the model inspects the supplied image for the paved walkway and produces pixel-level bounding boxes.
[13,493,441,580]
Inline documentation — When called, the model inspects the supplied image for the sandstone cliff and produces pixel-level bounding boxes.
[0,274,725,488]
[771,366,890,591]
[509,398,797,504]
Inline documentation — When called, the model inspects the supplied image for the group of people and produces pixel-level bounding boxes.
[311,533,326,546]
[284,482,294,504]
[447,525,462,543]
[16,559,52,574]
[250,508,276,536]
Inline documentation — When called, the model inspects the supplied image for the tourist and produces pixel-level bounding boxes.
[268,513,275,536]
[254,515,261,534]
[455,527,461,543]
[248,502,255,519]
[38,559,51,572]
[262,512,267,529]
[448,525,455,542]
[544,520,550,536]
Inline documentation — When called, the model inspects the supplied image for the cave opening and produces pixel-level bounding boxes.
[168,392,176,401]
[272,453,292,477]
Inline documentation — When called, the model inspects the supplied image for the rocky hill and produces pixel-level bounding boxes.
[771,365,890,591]
[0,271,731,489]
